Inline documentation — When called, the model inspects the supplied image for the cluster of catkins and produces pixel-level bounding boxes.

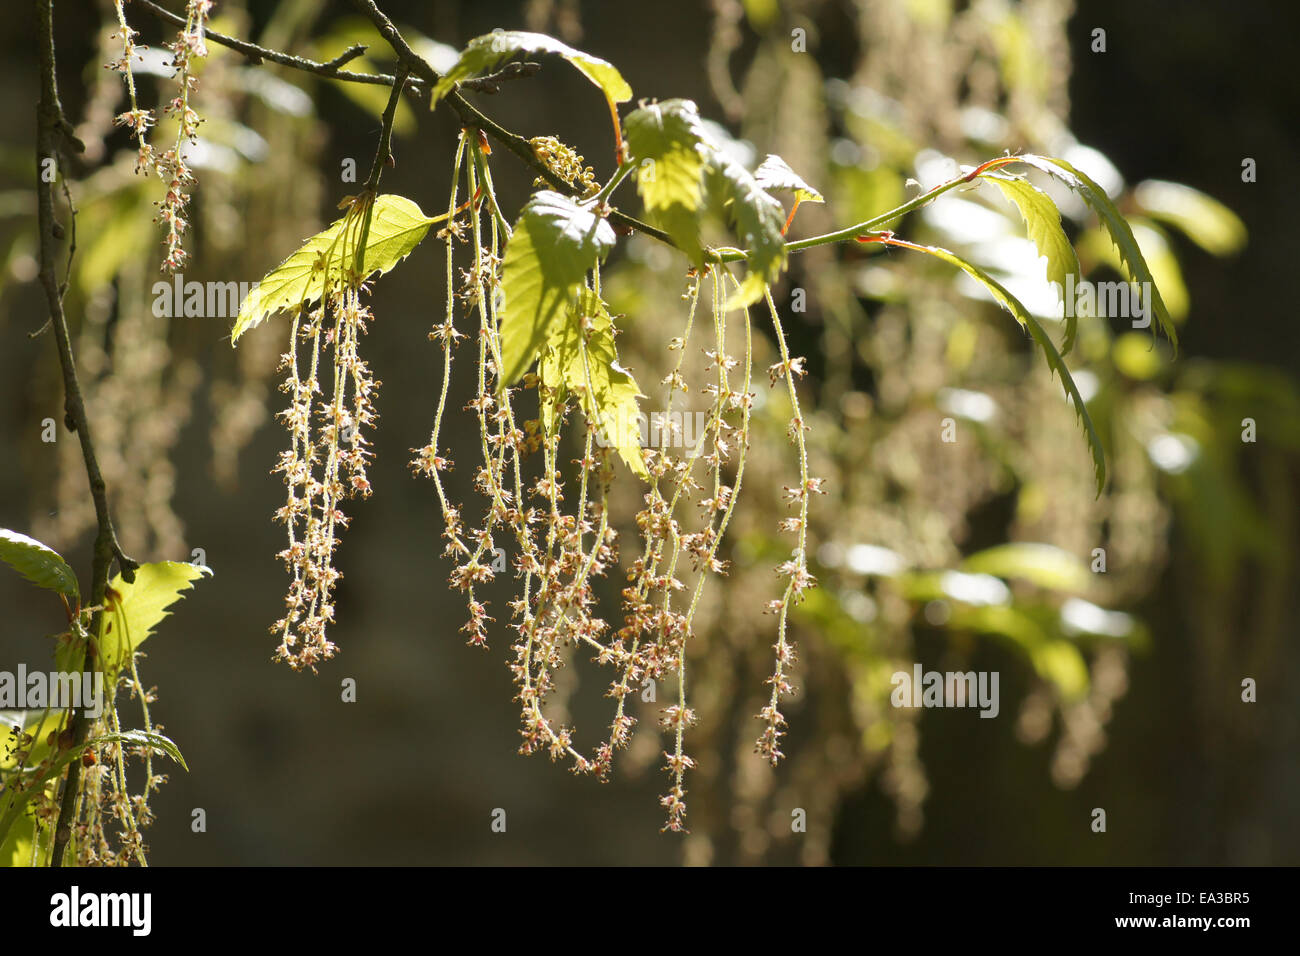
[411,137,819,830]
[108,0,212,271]
[273,275,379,671]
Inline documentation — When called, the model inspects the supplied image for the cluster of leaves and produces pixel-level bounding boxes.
[0,530,204,866]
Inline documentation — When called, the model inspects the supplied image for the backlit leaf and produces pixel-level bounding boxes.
[539,289,648,479]
[498,191,617,387]
[232,194,434,343]
[97,561,211,680]
[624,99,709,266]
[707,153,788,308]
[0,529,78,602]
[984,171,1082,352]
[431,31,631,107]
[889,238,1106,494]
[1015,155,1178,353]
[754,153,825,204]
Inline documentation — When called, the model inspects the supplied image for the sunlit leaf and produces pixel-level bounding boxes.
[97,561,211,680]
[707,153,787,308]
[1078,219,1190,322]
[754,153,825,204]
[539,289,648,479]
[1015,155,1178,352]
[888,238,1106,493]
[232,194,434,343]
[984,171,1082,352]
[86,729,188,771]
[624,99,709,266]
[498,191,617,387]
[0,529,78,602]
[430,31,632,107]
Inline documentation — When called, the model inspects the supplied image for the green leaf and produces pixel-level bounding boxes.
[961,543,1090,592]
[0,529,78,602]
[97,561,211,680]
[88,729,188,772]
[539,289,648,479]
[1014,155,1178,353]
[0,806,36,867]
[892,239,1106,494]
[754,154,825,204]
[431,31,632,107]
[232,194,434,343]
[498,191,617,387]
[624,99,709,266]
[707,153,788,309]
[984,171,1082,353]
[1133,179,1246,257]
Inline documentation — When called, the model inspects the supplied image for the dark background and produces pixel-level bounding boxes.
[1,0,1296,864]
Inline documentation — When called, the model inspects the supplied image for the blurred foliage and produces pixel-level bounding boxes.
[600,0,1294,863]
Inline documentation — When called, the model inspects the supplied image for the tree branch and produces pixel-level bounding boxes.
[134,0,676,249]
[345,0,678,249]
[134,1,518,95]
[134,0,413,88]
[37,0,137,868]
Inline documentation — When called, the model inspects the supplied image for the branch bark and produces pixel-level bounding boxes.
[37,0,137,868]
[345,0,676,248]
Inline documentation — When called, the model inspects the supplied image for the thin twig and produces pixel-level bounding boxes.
[134,0,416,88]
[345,0,677,249]
[352,66,409,274]
[135,1,523,95]
[364,67,408,190]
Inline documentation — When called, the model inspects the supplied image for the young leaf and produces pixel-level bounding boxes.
[0,529,78,602]
[88,729,188,771]
[232,195,434,343]
[706,153,788,309]
[539,289,648,479]
[430,31,632,107]
[983,171,1083,353]
[886,237,1106,494]
[1014,155,1177,352]
[498,191,617,387]
[97,561,212,679]
[624,99,709,266]
[754,154,825,204]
